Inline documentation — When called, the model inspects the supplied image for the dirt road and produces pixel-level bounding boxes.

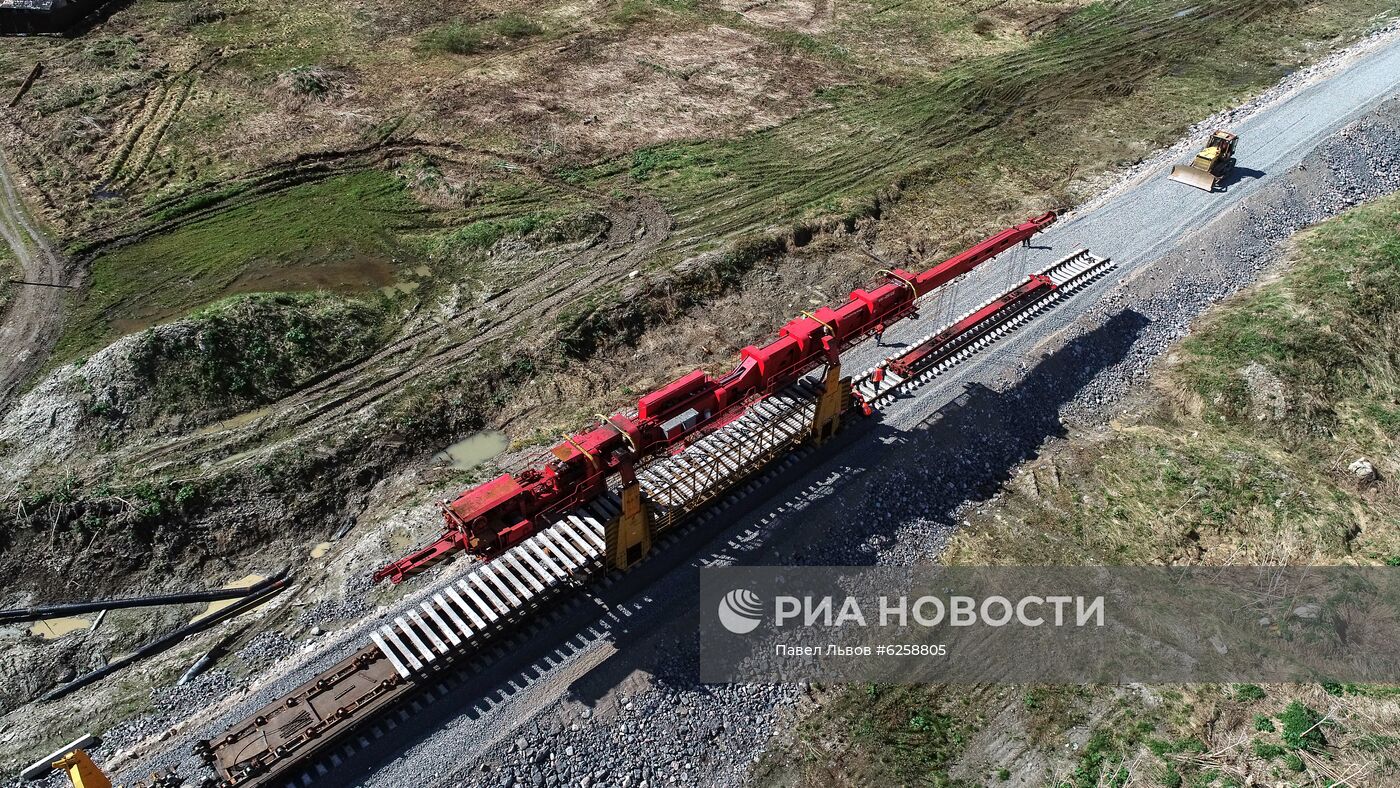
[0,151,67,406]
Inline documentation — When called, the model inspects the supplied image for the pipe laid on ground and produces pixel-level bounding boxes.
[1,579,275,624]
[177,624,248,686]
[37,573,290,703]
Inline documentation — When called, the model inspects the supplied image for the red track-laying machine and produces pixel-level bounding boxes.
[373,211,1057,583]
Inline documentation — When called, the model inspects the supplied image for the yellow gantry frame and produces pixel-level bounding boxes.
[52,750,111,788]
[607,480,652,570]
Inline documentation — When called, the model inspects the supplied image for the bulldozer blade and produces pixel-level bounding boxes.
[1168,165,1217,191]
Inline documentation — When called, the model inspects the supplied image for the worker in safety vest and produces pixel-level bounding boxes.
[874,323,886,346]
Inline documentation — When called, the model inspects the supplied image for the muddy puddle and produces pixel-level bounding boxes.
[436,430,508,471]
[196,404,275,435]
[28,615,93,639]
[191,574,266,623]
[378,264,434,297]
[227,258,395,295]
[112,257,397,335]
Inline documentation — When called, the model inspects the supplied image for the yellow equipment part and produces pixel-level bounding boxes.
[1169,129,1237,192]
[605,479,651,570]
[1168,163,1219,191]
[809,363,848,444]
[52,749,111,788]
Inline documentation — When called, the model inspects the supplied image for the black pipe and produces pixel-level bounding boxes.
[36,573,290,703]
[5,279,76,289]
[177,624,248,686]
[1,580,274,624]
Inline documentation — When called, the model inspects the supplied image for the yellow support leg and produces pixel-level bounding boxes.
[606,480,652,570]
[810,363,849,445]
[52,750,111,788]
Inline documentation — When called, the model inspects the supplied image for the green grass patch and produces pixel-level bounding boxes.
[608,0,656,26]
[428,213,557,252]
[127,291,391,412]
[1278,701,1328,752]
[419,22,487,55]
[418,12,546,56]
[0,240,15,315]
[190,2,355,79]
[494,11,544,39]
[57,170,427,361]
[1233,684,1266,701]
[1175,195,1400,430]
[1321,682,1400,698]
[1065,730,1132,788]
[754,684,978,786]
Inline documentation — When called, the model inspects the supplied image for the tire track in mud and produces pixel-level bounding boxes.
[660,0,1285,245]
[0,151,69,407]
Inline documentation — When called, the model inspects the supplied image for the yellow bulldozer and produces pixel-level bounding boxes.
[1169,130,1238,192]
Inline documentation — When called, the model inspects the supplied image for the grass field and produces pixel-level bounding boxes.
[948,192,1400,568]
[56,171,425,360]
[761,185,1400,788]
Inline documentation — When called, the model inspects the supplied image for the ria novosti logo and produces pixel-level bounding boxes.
[717,588,764,634]
[714,586,1106,634]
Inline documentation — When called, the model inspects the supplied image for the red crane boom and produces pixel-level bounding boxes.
[374,211,1056,583]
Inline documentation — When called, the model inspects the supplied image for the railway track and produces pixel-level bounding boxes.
[196,249,1111,788]
[852,248,1114,408]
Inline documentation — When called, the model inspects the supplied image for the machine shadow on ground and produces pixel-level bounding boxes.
[1222,166,1267,189]
[600,307,1154,692]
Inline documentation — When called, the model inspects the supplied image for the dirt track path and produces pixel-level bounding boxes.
[0,150,67,407]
